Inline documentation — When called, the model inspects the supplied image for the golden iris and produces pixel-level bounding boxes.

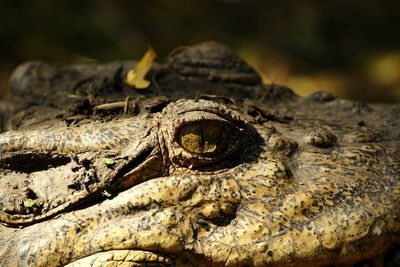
[178,122,224,154]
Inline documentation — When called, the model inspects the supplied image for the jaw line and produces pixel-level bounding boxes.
[64,249,177,267]
[114,147,164,190]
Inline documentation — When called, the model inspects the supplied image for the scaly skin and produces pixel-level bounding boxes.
[0,42,399,266]
[0,118,148,153]
[0,98,399,267]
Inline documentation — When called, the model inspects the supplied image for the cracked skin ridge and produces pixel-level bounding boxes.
[0,42,399,266]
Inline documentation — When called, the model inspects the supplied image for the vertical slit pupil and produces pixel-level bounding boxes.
[179,122,223,154]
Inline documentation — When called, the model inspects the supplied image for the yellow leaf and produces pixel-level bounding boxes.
[126,47,157,89]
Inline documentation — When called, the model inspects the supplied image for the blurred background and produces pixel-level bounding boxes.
[0,0,399,102]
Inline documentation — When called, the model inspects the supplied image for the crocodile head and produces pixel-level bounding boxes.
[0,42,399,266]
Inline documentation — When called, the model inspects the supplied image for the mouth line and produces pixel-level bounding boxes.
[65,249,175,267]
[114,146,160,190]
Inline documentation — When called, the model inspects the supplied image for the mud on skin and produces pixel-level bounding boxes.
[0,42,399,267]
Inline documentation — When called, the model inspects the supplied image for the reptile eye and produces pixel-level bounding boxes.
[178,122,226,155]
[160,100,251,170]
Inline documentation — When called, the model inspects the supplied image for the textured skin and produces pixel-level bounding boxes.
[0,42,399,267]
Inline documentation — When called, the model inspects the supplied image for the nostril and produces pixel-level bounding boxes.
[200,202,238,227]
[209,212,237,227]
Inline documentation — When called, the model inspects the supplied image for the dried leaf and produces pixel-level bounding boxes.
[126,47,156,89]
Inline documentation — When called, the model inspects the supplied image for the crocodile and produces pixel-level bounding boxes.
[0,42,399,266]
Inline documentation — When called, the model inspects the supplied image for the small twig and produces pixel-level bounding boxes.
[67,94,87,99]
[259,72,277,102]
[87,83,97,104]
[93,102,125,113]
[123,96,131,115]
[259,82,275,103]
[167,45,189,58]
[151,71,161,89]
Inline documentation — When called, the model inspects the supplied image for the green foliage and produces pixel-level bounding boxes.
[102,158,114,165]
[23,199,35,208]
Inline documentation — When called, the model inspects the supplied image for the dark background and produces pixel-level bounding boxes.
[1,0,399,102]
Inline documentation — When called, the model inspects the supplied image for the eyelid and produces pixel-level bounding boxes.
[173,111,231,134]
[177,110,230,122]
[174,118,231,137]
[184,111,240,126]
[160,100,248,169]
